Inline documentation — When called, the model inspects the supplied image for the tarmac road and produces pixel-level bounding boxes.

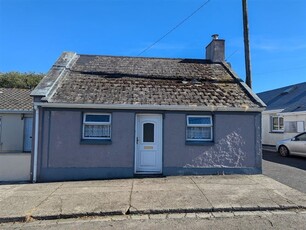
[262,149,306,193]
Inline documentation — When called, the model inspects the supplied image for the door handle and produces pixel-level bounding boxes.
[136,137,139,144]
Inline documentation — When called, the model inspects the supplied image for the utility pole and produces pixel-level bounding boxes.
[242,0,252,88]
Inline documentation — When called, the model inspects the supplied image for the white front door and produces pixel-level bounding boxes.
[23,117,33,152]
[135,114,162,174]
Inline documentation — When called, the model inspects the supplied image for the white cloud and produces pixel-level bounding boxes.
[251,36,306,52]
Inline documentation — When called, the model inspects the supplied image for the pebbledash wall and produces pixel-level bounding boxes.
[34,108,262,182]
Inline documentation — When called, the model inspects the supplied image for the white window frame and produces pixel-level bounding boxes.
[271,116,284,132]
[82,113,111,140]
[186,115,213,141]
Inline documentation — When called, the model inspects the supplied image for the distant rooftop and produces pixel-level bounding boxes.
[257,82,306,112]
[0,88,32,111]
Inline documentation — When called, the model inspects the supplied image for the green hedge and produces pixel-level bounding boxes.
[0,72,44,89]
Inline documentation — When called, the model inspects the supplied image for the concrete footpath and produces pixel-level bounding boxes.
[0,175,306,223]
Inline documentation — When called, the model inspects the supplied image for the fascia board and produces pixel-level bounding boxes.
[34,102,265,112]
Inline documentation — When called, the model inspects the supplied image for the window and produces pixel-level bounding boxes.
[186,115,213,141]
[143,123,154,142]
[271,116,284,132]
[284,121,305,133]
[296,133,306,141]
[83,113,111,140]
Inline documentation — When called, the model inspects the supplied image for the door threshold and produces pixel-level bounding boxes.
[134,174,164,178]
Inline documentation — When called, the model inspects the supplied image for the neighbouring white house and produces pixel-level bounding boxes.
[257,82,306,146]
[0,88,33,182]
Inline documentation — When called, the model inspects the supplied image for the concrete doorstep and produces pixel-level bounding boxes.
[0,175,306,223]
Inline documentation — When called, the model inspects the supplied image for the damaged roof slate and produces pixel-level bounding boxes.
[33,53,265,110]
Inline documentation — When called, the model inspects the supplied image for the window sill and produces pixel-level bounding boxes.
[185,141,214,146]
[269,131,284,134]
[80,139,112,145]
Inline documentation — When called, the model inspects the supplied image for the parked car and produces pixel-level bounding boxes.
[276,132,306,157]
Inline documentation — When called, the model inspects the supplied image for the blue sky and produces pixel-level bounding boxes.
[0,0,305,93]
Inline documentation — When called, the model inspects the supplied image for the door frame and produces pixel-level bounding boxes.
[134,114,163,174]
[23,117,33,152]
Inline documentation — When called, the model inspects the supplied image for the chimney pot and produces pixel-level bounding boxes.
[212,34,219,40]
[205,34,225,62]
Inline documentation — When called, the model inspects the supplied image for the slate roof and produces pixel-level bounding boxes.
[32,52,265,111]
[0,88,33,111]
[257,82,306,113]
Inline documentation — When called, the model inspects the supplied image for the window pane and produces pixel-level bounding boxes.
[272,117,279,130]
[284,121,297,133]
[187,127,211,140]
[279,117,284,130]
[298,134,306,141]
[85,114,110,123]
[143,123,154,142]
[84,124,110,138]
[188,117,211,125]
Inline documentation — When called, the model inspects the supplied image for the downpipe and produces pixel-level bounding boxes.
[32,105,39,183]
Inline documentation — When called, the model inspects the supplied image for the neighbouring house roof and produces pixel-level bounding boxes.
[0,88,33,112]
[257,82,306,113]
[31,52,265,111]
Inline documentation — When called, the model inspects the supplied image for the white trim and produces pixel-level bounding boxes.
[263,109,306,116]
[82,113,111,140]
[186,115,212,126]
[34,102,265,112]
[262,109,284,114]
[32,106,39,183]
[186,115,213,141]
[271,115,284,132]
[279,111,306,116]
[134,114,163,174]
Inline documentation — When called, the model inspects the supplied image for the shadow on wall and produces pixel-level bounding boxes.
[184,130,247,168]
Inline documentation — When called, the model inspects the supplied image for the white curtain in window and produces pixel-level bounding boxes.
[187,127,211,139]
[84,125,110,138]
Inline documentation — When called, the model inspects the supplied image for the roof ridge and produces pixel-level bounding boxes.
[77,53,213,62]
[257,81,306,95]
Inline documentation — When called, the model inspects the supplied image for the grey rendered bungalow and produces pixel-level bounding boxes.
[31,36,265,182]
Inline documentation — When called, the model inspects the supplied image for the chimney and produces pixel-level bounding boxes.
[205,34,225,62]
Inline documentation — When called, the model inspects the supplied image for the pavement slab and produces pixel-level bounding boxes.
[0,175,305,223]
[130,188,213,213]
[31,191,131,217]
[0,194,50,219]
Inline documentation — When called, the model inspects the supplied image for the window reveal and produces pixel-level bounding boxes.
[83,113,111,140]
[186,115,213,141]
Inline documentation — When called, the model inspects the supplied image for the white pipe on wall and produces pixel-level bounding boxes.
[32,106,39,183]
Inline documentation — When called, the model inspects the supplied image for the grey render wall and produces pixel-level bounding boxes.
[163,113,262,175]
[36,109,261,181]
[37,109,135,181]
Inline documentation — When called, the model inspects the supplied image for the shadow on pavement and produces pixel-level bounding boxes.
[263,150,306,171]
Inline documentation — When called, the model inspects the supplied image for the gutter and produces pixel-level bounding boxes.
[262,109,284,114]
[279,111,306,116]
[34,102,265,112]
[32,105,39,183]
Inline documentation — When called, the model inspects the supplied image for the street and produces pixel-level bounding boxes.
[1,149,306,229]
[1,210,306,229]
[262,149,306,193]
